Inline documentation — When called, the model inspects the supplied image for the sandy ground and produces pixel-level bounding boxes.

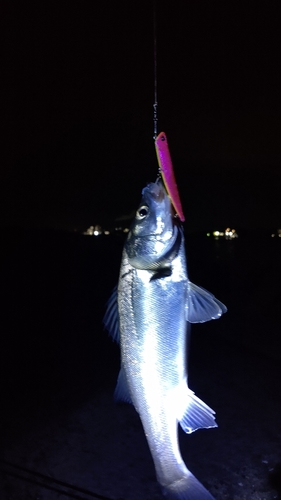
[0,230,280,499]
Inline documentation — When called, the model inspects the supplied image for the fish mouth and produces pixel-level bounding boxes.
[141,181,174,237]
[142,179,166,200]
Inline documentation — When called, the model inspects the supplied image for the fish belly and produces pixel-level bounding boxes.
[119,262,188,486]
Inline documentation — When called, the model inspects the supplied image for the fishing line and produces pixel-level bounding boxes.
[151,7,185,221]
[153,0,158,140]
[0,459,117,500]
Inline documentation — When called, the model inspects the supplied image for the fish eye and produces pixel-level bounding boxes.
[136,206,149,220]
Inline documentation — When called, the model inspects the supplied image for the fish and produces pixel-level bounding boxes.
[104,180,227,499]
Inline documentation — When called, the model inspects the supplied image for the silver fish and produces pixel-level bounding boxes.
[104,180,226,499]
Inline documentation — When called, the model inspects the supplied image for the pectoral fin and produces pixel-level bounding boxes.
[186,281,227,323]
[103,285,120,343]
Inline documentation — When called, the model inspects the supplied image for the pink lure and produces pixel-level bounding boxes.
[155,131,185,222]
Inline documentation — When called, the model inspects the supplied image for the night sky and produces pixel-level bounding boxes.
[2,1,281,232]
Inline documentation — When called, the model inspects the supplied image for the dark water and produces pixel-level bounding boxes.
[0,228,280,404]
[187,233,281,359]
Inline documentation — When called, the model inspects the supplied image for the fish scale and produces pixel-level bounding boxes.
[119,265,188,487]
[104,181,227,499]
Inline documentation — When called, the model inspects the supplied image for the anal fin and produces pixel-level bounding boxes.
[179,390,217,434]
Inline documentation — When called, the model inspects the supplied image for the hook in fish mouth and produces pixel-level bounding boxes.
[142,180,166,203]
[147,179,178,220]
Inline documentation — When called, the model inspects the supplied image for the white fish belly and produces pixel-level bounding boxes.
[119,261,189,486]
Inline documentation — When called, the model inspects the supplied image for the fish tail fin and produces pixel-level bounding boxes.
[161,471,216,499]
[179,389,217,434]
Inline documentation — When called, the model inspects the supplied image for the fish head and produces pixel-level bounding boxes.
[125,181,180,270]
